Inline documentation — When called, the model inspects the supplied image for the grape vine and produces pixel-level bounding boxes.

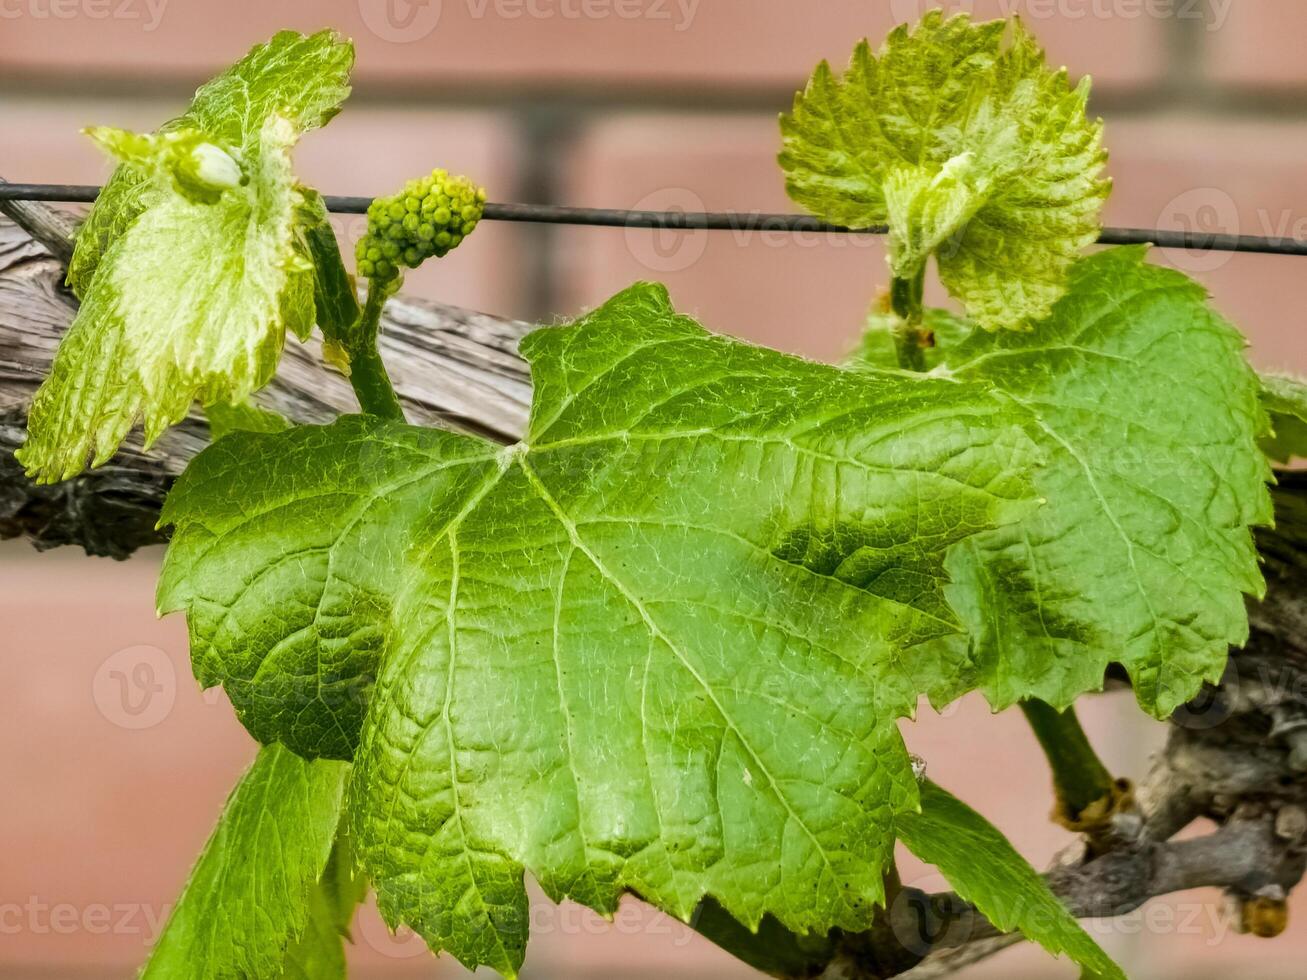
[13,15,1307,980]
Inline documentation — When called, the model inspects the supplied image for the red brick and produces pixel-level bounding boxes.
[1105,116,1307,373]
[1205,0,1307,87]
[0,544,253,970]
[0,0,1162,92]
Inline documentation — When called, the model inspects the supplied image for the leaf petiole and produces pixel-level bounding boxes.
[345,286,405,421]
[1021,699,1131,844]
[890,269,928,372]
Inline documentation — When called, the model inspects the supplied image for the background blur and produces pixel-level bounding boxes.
[4,1,1307,977]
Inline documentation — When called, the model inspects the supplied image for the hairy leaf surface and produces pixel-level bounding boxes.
[932,247,1271,714]
[896,781,1124,979]
[779,12,1108,330]
[141,745,350,979]
[160,282,1040,974]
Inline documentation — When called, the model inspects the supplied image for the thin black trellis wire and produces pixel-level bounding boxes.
[3,181,1305,257]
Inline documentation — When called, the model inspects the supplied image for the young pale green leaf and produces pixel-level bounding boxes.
[896,781,1124,980]
[930,247,1271,716]
[17,115,310,483]
[141,745,350,980]
[69,30,353,296]
[779,12,1108,330]
[20,31,354,483]
[159,282,1042,975]
[1260,373,1307,463]
[883,154,992,281]
[84,126,245,205]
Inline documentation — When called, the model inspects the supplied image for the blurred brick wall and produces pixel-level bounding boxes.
[3,2,1307,978]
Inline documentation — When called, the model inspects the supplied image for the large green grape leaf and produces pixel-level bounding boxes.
[1260,373,1307,464]
[141,745,351,979]
[896,781,1124,979]
[779,12,1108,330]
[157,418,497,760]
[69,30,353,297]
[159,282,1041,975]
[927,247,1271,715]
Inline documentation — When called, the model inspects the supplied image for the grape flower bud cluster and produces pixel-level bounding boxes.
[355,169,486,288]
